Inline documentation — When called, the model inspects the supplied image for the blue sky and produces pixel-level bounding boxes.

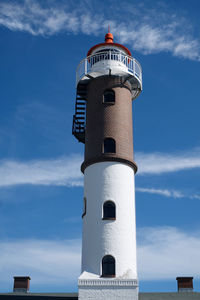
[0,0,200,294]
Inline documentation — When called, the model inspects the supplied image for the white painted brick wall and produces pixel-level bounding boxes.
[82,162,137,278]
[79,285,138,300]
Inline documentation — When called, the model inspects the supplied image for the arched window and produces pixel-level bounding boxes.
[82,197,87,218]
[102,255,115,277]
[103,201,116,220]
[104,138,116,153]
[103,90,115,103]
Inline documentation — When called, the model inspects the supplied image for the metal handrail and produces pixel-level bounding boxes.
[76,50,142,87]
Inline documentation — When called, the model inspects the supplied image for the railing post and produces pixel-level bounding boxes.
[85,58,87,76]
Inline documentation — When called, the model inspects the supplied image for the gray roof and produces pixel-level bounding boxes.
[0,293,78,300]
[0,292,200,300]
[139,293,200,300]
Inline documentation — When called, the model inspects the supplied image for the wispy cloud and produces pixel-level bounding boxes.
[136,187,184,198]
[136,187,200,200]
[0,0,199,61]
[0,1,79,36]
[0,238,81,287]
[136,148,200,175]
[0,227,199,289]
[0,155,83,187]
[1,148,200,187]
[138,226,200,280]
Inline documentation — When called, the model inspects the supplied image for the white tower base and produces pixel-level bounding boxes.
[78,278,138,300]
[79,161,138,300]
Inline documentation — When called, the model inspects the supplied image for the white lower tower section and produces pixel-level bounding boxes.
[78,161,138,300]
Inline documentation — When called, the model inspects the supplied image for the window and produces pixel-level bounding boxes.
[90,49,121,66]
[103,90,115,103]
[104,138,116,153]
[103,201,116,220]
[102,255,115,277]
[82,197,87,218]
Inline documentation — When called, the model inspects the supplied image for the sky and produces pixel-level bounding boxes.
[0,0,200,294]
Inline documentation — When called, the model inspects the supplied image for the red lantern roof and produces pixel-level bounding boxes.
[87,32,132,57]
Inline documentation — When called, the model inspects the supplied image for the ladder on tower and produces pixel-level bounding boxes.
[72,84,87,143]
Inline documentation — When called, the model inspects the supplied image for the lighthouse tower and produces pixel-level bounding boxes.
[72,31,142,300]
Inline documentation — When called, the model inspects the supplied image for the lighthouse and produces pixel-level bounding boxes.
[72,31,142,300]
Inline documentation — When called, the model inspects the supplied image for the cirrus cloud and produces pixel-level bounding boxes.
[0,226,199,291]
[137,226,200,280]
[0,148,200,187]
[0,0,199,61]
[136,148,200,175]
[0,155,83,187]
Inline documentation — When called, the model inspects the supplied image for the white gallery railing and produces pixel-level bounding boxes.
[76,50,142,87]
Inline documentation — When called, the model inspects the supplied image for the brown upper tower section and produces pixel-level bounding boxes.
[73,32,142,168]
[81,75,137,173]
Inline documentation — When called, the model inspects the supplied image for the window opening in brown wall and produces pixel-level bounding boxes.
[102,255,115,277]
[103,201,116,220]
[104,138,116,153]
[103,90,115,103]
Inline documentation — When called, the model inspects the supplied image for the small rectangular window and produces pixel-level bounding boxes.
[103,90,115,103]
[102,255,115,277]
[103,201,116,220]
[104,138,116,153]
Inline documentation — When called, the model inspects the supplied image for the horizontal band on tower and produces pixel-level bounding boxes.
[78,278,138,287]
[81,156,138,173]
